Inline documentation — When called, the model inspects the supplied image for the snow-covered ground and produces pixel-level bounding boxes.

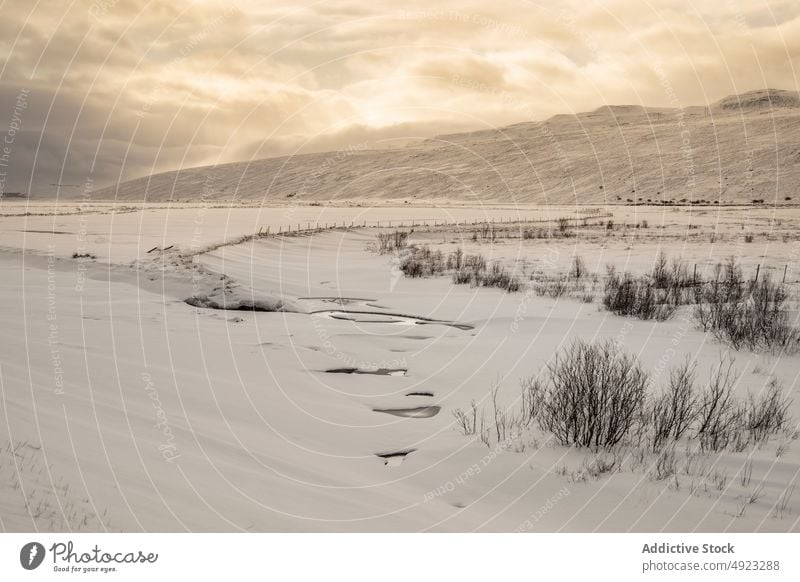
[1,204,798,532]
[0,202,590,263]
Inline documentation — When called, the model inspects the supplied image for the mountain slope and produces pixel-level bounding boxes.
[92,89,800,205]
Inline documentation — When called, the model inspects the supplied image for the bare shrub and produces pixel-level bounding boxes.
[452,269,474,285]
[694,261,800,352]
[534,278,569,299]
[451,253,489,286]
[696,356,743,452]
[581,452,622,479]
[479,261,521,292]
[774,485,795,519]
[744,484,765,506]
[538,340,649,450]
[744,378,791,443]
[693,258,744,332]
[652,251,669,288]
[446,248,464,270]
[603,269,676,321]
[646,253,696,306]
[603,253,698,321]
[739,461,753,487]
[649,357,699,451]
[451,256,520,292]
[448,301,794,457]
[464,253,486,273]
[571,255,586,279]
[376,230,408,254]
[453,401,479,435]
[522,228,548,239]
[711,469,728,491]
[666,258,695,303]
[400,245,445,278]
[649,446,677,481]
[549,279,568,298]
[490,380,508,443]
[519,376,544,427]
[478,413,491,447]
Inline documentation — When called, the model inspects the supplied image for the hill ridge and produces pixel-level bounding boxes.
[89,89,800,204]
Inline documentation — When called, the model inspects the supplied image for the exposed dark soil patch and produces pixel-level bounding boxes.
[373,406,441,418]
[326,312,408,324]
[311,309,473,330]
[375,448,417,466]
[326,368,407,376]
[186,295,290,312]
[22,229,73,234]
[416,320,474,331]
[298,297,376,305]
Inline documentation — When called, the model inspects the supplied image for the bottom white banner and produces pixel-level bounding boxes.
[1,533,797,581]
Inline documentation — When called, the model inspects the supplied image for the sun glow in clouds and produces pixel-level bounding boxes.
[0,0,798,193]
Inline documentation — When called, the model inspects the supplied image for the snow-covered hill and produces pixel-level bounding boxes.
[88,89,800,205]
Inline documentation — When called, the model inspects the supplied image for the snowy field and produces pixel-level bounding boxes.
[1,203,798,532]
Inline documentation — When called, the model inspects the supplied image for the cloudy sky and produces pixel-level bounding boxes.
[0,0,798,196]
